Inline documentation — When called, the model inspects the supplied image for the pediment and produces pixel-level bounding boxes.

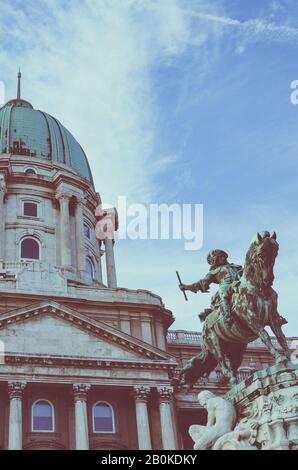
[0,301,176,364]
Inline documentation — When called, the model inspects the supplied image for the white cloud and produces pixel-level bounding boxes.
[0,0,218,205]
[186,7,298,54]
[3,1,295,206]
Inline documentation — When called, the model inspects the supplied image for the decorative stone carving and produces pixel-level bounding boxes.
[73,383,91,401]
[133,386,151,402]
[217,362,298,450]
[8,381,26,399]
[213,422,258,450]
[157,386,173,403]
[189,391,236,450]
[56,191,72,202]
[75,196,86,207]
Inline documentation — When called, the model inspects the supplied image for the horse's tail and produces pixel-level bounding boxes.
[180,348,217,389]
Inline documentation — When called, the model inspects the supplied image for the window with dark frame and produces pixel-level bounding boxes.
[25,168,37,176]
[23,201,38,217]
[21,238,40,260]
[83,222,91,239]
[93,402,115,433]
[85,257,94,277]
[32,400,54,432]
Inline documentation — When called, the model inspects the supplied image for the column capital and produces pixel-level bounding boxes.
[8,381,27,399]
[73,383,91,401]
[56,191,72,202]
[75,196,86,207]
[157,386,173,403]
[133,386,151,402]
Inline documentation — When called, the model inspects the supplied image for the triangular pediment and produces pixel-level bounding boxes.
[0,301,176,364]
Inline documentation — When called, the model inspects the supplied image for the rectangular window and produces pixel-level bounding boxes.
[23,202,38,217]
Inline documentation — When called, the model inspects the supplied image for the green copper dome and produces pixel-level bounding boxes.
[0,98,94,186]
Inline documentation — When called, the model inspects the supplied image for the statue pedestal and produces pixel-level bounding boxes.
[218,362,298,450]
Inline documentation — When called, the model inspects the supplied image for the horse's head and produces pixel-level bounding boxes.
[244,231,279,289]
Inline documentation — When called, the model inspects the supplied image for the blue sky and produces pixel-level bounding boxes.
[0,0,297,335]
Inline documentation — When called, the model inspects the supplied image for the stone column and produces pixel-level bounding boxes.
[97,242,103,283]
[56,192,72,268]
[0,180,6,261]
[105,238,117,288]
[75,197,86,272]
[73,384,90,450]
[8,381,26,450]
[133,386,152,450]
[155,322,166,350]
[141,320,153,344]
[157,386,176,450]
[95,206,117,287]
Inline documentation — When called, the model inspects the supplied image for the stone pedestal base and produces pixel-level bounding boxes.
[217,362,298,450]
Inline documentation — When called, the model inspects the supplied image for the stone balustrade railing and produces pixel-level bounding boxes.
[0,261,33,270]
[167,330,297,350]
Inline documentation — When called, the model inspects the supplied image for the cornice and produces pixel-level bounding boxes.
[6,222,55,234]
[53,172,92,194]
[3,353,177,371]
[5,167,98,207]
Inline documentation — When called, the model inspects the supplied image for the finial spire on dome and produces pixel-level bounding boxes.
[17,68,21,99]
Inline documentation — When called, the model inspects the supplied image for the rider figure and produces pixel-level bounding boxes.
[180,250,243,326]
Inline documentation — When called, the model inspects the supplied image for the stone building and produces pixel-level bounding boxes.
[0,79,296,450]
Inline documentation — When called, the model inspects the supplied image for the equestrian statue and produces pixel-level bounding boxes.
[178,231,291,387]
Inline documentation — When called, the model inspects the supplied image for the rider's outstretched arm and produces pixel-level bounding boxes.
[190,272,214,293]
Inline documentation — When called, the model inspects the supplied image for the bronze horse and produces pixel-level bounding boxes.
[179,231,291,387]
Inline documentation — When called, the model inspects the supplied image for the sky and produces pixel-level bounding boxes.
[0,0,297,335]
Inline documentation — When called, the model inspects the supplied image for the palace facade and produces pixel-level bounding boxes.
[0,80,295,450]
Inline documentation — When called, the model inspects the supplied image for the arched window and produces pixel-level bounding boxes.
[93,402,115,433]
[25,167,37,176]
[85,257,94,278]
[83,222,91,239]
[20,237,40,260]
[32,400,55,432]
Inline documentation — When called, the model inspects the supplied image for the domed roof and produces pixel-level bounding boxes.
[0,97,94,186]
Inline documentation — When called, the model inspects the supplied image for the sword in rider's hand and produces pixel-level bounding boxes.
[176,270,188,301]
